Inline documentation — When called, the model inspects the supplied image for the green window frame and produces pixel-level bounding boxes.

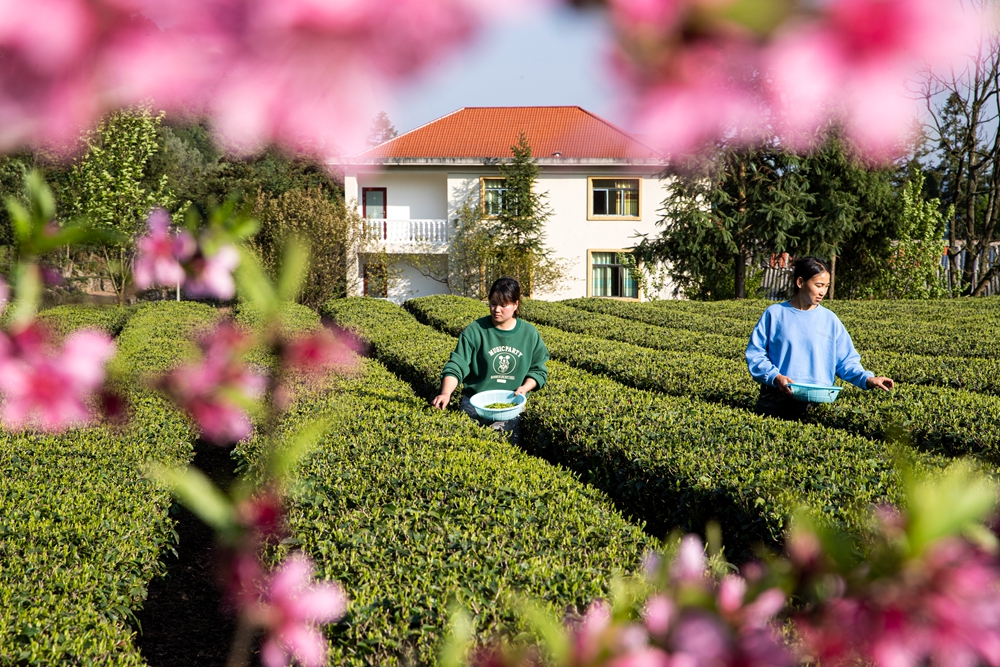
[590,251,638,299]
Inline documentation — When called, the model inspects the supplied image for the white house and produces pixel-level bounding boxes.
[338,106,675,302]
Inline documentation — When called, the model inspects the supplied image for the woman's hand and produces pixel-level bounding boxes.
[774,375,795,396]
[866,376,894,391]
[433,376,459,409]
[514,378,538,396]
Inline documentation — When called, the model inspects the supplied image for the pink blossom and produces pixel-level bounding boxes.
[0,276,8,316]
[610,0,683,30]
[155,322,265,444]
[237,491,287,542]
[796,537,1000,667]
[0,0,514,157]
[673,534,708,583]
[184,245,240,301]
[281,328,361,377]
[133,208,196,290]
[764,0,983,155]
[645,595,675,637]
[0,324,115,432]
[248,553,348,667]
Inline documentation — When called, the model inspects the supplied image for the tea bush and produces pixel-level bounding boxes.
[0,301,219,665]
[234,351,653,666]
[323,297,933,555]
[565,297,1000,360]
[407,296,1000,466]
[36,304,134,339]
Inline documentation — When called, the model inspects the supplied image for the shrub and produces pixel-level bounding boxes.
[408,296,1000,466]
[36,304,134,339]
[234,352,653,666]
[0,301,219,665]
[324,297,936,556]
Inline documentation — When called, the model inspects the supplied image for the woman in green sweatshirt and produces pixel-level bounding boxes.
[431,277,549,441]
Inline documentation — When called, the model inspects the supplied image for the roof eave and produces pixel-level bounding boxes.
[334,157,669,167]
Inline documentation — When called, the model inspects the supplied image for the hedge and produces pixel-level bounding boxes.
[0,301,219,665]
[234,345,653,665]
[407,296,1000,467]
[559,299,1000,395]
[565,297,1000,360]
[324,297,934,557]
[36,304,135,339]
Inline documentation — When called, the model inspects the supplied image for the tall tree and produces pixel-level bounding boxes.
[366,111,399,147]
[920,4,1000,296]
[492,132,558,297]
[635,141,812,299]
[68,106,171,304]
[794,132,902,298]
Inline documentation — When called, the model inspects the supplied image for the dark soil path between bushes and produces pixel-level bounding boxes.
[136,444,258,667]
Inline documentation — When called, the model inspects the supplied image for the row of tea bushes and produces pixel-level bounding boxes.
[407,296,1000,466]
[36,304,135,339]
[550,298,1000,396]
[0,301,219,665]
[324,297,928,554]
[566,297,1000,360]
[568,299,1000,396]
[235,353,653,666]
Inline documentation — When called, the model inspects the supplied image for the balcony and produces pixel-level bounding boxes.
[364,218,449,250]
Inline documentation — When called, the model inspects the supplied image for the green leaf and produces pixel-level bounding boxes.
[277,238,310,303]
[517,599,570,665]
[235,248,279,317]
[147,463,237,534]
[269,417,333,481]
[906,460,999,556]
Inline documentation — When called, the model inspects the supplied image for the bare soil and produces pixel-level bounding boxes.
[135,444,260,667]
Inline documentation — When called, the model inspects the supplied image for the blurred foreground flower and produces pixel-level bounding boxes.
[0,0,525,157]
[0,321,115,431]
[155,322,265,444]
[239,553,348,667]
[133,208,241,300]
[133,208,196,290]
[607,0,987,158]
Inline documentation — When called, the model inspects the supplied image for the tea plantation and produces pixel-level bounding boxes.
[7,295,999,665]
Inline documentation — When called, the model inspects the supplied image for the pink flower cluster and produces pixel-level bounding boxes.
[793,534,1000,667]
[232,552,348,667]
[0,315,115,432]
[133,209,239,300]
[544,536,792,667]
[609,0,986,158]
[155,322,265,444]
[0,0,515,157]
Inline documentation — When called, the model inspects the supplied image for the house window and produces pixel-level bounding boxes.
[363,261,389,298]
[362,187,386,219]
[590,178,640,219]
[481,178,507,217]
[590,251,638,299]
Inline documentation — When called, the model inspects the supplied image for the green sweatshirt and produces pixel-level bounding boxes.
[442,316,549,397]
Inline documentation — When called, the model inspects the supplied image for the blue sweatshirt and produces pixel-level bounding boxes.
[745,302,872,389]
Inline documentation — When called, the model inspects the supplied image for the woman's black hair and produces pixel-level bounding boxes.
[790,257,831,295]
[488,277,521,317]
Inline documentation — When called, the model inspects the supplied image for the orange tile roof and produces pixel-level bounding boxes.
[353,106,662,161]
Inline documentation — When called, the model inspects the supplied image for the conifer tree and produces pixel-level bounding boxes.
[493,132,554,296]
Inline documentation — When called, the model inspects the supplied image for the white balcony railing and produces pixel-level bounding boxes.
[365,218,449,245]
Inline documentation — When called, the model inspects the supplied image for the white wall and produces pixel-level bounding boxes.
[345,166,679,300]
[444,170,676,300]
[355,172,448,220]
[359,254,448,304]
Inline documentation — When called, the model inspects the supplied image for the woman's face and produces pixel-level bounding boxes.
[489,298,518,327]
[796,271,830,307]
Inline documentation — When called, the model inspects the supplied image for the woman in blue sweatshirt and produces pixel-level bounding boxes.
[745,257,893,419]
